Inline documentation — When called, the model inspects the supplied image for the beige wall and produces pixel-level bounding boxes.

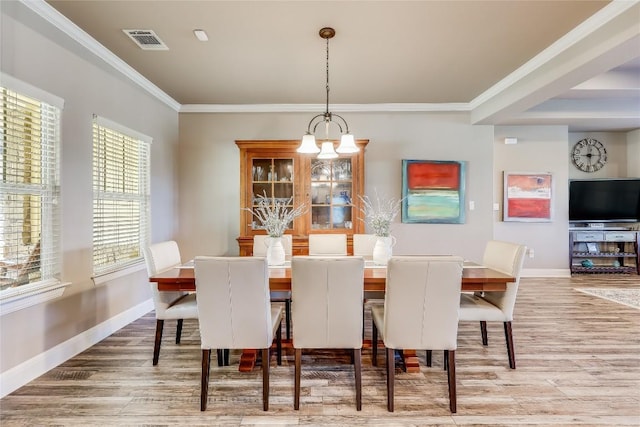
[1,4,178,374]
[178,112,496,264]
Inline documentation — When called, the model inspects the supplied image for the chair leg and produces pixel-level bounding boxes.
[276,321,282,365]
[224,349,229,366]
[285,299,291,340]
[201,349,211,411]
[426,350,432,367]
[447,349,457,413]
[175,319,183,344]
[443,350,448,371]
[153,319,164,365]
[480,321,488,345]
[294,348,302,410]
[386,347,395,412]
[372,321,378,367]
[262,348,269,411]
[504,321,516,369]
[354,348,362,411]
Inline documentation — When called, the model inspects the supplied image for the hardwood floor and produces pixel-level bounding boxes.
[1,275,639,426]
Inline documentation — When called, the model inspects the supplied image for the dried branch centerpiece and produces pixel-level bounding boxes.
[245,193,306,265]
[359,190,404,265]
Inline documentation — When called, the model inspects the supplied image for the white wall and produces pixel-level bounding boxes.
[626,129,640,177]
[1,3,178,375]
[178,111,497,264]
[494,126,570,273]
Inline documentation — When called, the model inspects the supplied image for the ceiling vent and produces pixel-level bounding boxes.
[123,29,169,50]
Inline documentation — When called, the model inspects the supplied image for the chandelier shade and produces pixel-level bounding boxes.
[298,27,358,157]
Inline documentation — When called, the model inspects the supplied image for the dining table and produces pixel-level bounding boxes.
[149,260,514,373]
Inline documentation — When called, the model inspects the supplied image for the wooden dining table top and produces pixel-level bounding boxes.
[149,261,514,293]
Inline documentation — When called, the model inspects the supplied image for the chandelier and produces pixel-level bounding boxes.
[297,27,359,159]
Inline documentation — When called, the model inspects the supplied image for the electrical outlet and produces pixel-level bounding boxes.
[528,248,535,259]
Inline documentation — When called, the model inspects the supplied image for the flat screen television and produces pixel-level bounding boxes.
[569,178,640,223]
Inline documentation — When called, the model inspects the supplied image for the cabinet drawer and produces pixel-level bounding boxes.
[574,231,604,242]
[604,231,636,242]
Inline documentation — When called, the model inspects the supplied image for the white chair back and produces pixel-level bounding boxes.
[291,256,364,348]
[353,234,377,258]
[253,234,293,257]
[144,241,189,320]
[480,240,526,320]
[308,234,347,256]
[194,256,274,350]
[382,256,463,350]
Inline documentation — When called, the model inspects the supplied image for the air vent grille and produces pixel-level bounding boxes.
[123,29,169,50]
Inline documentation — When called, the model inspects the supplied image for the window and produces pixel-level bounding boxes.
[0,84,61,293]
[92,116,150,278]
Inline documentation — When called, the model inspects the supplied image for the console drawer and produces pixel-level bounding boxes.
[573,231,604,242]
[604,231,636,242]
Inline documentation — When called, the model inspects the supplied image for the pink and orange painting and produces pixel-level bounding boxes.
[504,172,553,222]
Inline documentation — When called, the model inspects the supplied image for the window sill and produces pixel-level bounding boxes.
[0,279,70,316]
[92,262,146,286]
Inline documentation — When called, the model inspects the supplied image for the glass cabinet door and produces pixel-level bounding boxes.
[310,158,353,231]
[250,158,295,231]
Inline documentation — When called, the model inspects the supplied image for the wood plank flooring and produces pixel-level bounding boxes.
[1,275,639,426]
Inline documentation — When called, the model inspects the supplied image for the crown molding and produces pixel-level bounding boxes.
[22,0,181,112]
[179,103,471,114]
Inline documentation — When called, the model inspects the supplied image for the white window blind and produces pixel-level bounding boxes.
[92,116,150,277]
[0,87,61,292]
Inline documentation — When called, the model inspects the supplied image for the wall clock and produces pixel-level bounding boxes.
[571,138,607,172]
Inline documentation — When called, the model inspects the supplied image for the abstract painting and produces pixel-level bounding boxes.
[401,160,466,224]
[503,172,553,222]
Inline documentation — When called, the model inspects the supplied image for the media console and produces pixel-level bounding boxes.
[569,227,639,274]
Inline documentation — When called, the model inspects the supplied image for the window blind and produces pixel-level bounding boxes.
[92,117,150,277]
[0,87,61,291]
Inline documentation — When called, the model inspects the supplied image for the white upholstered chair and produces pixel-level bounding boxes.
[308,234,347,256]
[194,256,284,411]
[143,241,199,366]
[371,256,463,412]
[353,234,377,258]
[291,256,365,410]
[458,240,526,369]
[253,234,293,339]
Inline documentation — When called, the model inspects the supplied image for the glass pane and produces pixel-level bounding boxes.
[252,183,271,199]
[311,160,332,181]
[332,206,352,228]
[333,159,352,181]
[311,182,332,205]
[273,182,293,199]
[274,159,293,182]
[252,159,270,181]
[311,206,331,230]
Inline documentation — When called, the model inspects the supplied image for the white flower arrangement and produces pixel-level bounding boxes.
[245,193,307,237]
[358,190,404,237]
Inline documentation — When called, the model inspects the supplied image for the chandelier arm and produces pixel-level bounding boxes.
[306,114,327,134]
[330,113,349,134]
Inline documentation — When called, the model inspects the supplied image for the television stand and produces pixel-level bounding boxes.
[569,228,639,274]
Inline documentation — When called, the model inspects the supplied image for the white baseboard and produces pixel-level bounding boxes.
[522,268,571,277]
[0,299,153,398]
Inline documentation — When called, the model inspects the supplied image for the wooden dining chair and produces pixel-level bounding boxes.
[458,240,526,369]
[308,234,347,255]
[143,241,199,366]
[194,256,283,411]
[371,255,463,412]
[253,234,293,339]
[291,256,365,410]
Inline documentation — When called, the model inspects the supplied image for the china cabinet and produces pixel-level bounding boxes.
[236,140,368,255]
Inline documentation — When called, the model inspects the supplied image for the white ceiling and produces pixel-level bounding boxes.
[38,1,640,132]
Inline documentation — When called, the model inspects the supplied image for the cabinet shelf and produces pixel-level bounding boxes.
[569,229,639,275]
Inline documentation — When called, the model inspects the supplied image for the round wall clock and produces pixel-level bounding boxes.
[571,138,607,172]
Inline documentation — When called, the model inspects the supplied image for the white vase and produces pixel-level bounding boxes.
[373,235,396,265]
[265,236,286,266]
